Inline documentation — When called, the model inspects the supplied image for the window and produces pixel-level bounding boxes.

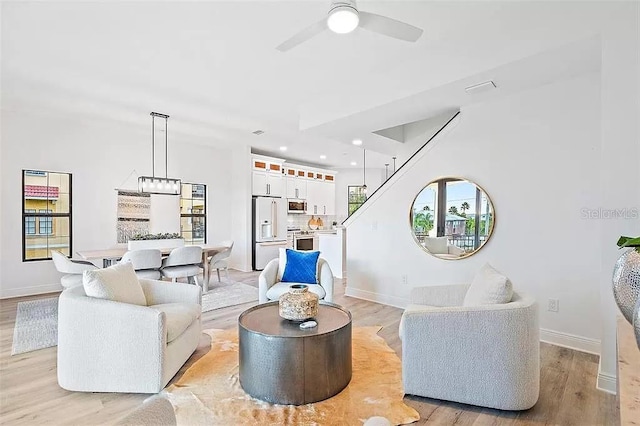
[22,170,72,261]
[180,183,206,244]
[39,209,53,235]
[347,186,367,216]
[25,209,36,235]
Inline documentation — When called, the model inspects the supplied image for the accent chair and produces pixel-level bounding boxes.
[258,250,334,304]
[58,277,202,393]
[399,282,539,410]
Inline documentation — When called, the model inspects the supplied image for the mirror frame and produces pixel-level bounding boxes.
[409,176,496,260]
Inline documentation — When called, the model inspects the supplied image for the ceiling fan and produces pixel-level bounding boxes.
[276,0,423,52]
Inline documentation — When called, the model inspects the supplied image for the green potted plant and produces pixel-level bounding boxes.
[128,232,185,250]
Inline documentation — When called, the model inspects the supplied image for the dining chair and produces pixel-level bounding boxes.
[208,240,234,283]
[51,250,99,289]
[160,246,203,285]
[120,249,162,280]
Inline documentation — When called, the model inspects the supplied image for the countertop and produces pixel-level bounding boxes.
[287,229,338,236]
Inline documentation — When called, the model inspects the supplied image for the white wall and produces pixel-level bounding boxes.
[229,145,252,272]
[0,108,234,298]
[596,5,640,391]
[346,71,603,346]
[149,195,180,234]
[334,167,386,221]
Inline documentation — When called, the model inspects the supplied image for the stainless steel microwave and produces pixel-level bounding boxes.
[287,199,307,214]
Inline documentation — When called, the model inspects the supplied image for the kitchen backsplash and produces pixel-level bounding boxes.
[287,214,347,230]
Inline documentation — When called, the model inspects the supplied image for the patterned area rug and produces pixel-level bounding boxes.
[11,282,257,355]
[163,327,420,425]
[201,281,258,312]
[11,297,58,355]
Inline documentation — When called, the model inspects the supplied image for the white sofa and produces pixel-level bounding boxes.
[258,257,334,304]
[399,284,539,410]
[58,279,202,393]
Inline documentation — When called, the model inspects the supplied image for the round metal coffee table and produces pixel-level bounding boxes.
[238,301,352,405]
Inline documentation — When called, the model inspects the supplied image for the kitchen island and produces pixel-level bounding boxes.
[318,227,345,279]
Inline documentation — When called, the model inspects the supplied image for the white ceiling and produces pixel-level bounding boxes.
[1,1,605,169]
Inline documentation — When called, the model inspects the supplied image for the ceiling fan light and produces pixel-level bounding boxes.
[327,6,359,34]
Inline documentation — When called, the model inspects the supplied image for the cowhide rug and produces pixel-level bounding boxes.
[163,326,419,425]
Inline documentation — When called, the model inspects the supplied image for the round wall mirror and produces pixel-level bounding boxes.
[410,177,495,260]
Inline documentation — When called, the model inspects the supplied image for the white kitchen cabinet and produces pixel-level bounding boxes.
[251,155,285,197]
[305,179,320,215]
[305,179,335,215]
[286,177,307,199]
[321,182,335,215]
[252,171,283,197]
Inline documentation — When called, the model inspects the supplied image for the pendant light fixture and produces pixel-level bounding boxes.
[138,112,181,195]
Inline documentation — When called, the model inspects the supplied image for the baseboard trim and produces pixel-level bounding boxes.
[345,289,603,357]
[596,371,617,395]
[344,287,408,309]
[0,283,62,299]
[540,328,601,355]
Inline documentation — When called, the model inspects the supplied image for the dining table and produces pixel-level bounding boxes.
[76,244,226,293]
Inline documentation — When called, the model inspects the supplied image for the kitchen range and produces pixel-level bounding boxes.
[287,229,318,251]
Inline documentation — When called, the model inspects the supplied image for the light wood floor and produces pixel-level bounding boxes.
[0,271,618,425]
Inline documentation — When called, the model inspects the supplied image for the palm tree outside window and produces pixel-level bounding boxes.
[348,186,367,216]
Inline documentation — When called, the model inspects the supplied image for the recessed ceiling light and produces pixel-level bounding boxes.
[352,139,363,146]
[320,155,327,160]
[279,146,287,151]
[350,161,357,166]
[252,130,264,135]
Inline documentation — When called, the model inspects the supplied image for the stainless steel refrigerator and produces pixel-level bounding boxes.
[252,196,287,270]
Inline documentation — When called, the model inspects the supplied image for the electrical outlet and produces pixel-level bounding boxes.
[372,221,378,231]
[548,298,559,313]
[401,274,408,285]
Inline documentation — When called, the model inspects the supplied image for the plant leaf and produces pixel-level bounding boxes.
[617,236,640,248]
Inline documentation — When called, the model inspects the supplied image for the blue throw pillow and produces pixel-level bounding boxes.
[281,249,320,285]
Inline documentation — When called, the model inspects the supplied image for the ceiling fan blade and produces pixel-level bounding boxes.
[276,19,327,52]
[359,11,423,42]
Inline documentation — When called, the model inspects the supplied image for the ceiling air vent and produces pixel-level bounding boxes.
[465,80,497,94]
[252,130,265,135]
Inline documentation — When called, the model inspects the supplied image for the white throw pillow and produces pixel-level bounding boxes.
[463,263,513,306]
[83,262,147,306]
[424,236,448,254]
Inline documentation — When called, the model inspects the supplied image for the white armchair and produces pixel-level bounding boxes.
[57,279,202,393]
[423,236,465,258]
[259,257,334,304]
[399,284,539,410]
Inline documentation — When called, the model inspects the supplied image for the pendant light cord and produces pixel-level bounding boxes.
[151,114,155,178]
[363,149,366,187]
